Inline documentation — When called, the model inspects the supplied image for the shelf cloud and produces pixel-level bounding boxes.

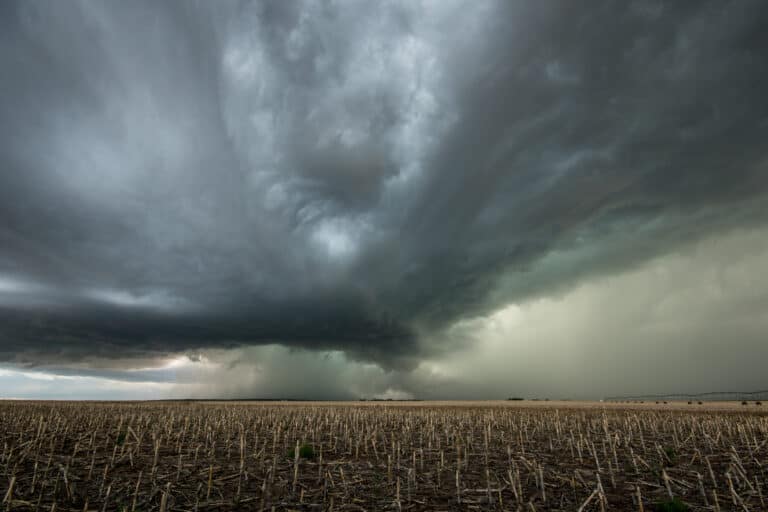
[1,1,767,396]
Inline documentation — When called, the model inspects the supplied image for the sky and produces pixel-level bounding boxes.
[1,0,768,400]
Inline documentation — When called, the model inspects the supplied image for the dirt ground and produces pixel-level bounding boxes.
[1,400,765,511]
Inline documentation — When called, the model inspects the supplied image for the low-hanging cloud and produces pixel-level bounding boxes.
[1,0,768,378]
[3,223,768,399]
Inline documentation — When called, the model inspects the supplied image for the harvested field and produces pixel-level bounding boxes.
[0,401,766,511]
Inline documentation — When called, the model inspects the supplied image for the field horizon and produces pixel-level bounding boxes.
[2,399,765,411]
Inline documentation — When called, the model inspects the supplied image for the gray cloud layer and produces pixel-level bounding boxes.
[1,1,768,371]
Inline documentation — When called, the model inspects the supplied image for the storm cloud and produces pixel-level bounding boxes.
[1,0,768,386]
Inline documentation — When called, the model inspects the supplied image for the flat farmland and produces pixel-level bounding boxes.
[0,401,766,511]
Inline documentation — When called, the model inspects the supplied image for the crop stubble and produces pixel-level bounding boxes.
[0,401,766,511]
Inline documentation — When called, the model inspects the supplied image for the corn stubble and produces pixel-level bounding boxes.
[0,401,766,510]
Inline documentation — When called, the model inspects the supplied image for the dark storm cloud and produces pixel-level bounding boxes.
[1,0,768,367]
